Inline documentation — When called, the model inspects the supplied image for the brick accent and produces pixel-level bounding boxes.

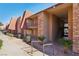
[73,4,79,53]
[37,12,49,40]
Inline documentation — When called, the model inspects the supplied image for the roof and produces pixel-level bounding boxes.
[17,16,22,27]
[25,3,63,19]
[8,17,17,30]
[16,16,22,33]
[20,3,64,29]
[21,10,32,29]
[8,3,64,30]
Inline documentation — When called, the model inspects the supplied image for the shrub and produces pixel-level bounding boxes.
[0,39,3,49]
[38,36,45,41]
[64,39,72,48]
[7,33,13,37]
[58,38,72,48]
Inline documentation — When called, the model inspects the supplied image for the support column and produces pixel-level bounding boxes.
[68,5,73,40]
[48,14,58,41]
[48,14,53,41]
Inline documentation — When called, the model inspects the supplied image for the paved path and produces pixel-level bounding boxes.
[0,31,47,56]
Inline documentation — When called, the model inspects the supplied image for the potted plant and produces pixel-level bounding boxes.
[38,36,45,45]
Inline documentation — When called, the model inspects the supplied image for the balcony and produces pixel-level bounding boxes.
[26,18,38,29]
[27,23,37,29]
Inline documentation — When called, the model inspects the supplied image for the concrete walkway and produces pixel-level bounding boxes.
[0,31,48,56]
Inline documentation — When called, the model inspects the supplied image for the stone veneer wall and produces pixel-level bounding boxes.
[73,3,79,53]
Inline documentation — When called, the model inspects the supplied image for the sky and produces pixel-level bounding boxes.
[0,3,55,24]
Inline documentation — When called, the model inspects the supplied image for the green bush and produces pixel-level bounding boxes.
[0,39,3,49]
[58,38,72,48]
[7,33,13,37]
[38,36,45,41]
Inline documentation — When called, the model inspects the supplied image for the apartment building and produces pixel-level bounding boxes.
[5,3,79,53]
[21,10,33,39]
[22,3,70,42]
[16,16,22,38]
[8,17,17,35]
[20,3,79,53]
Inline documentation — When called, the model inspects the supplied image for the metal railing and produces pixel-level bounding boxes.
[29,37,54,56]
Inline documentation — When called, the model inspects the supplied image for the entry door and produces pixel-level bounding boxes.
[64,23,68,39]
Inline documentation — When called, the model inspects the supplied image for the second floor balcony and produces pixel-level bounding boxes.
[26,22,38,29]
